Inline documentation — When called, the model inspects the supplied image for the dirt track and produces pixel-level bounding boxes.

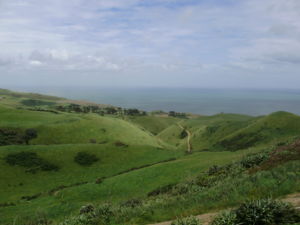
[149,192,300,225]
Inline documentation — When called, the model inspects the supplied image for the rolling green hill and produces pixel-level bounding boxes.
[0,89,299,225]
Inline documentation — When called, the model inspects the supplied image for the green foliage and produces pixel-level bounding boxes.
[0,128,25,145]
[74,152,99,166]
[24,128,38,144]
[1,89,300,225]
[211,211,238,225]
[114,141,129,147]
[4,151,59,172]
[218,132,262,151]
[60,214,96,225]
[121,198,142,208]
[234,199,300,225]
[211,199,300,225]
[60,204,113,225]
[180,130,188,139]
[0,127,38,146]
[95,204,114,224]
[147,183,176,197]
[240,152,269,168]
[21,99,56,107]
[171,216,202,225]
[168,111,187,118]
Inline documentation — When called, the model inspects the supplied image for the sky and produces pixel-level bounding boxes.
[0,0,300,88]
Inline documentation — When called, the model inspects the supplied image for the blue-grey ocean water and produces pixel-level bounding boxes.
[12,87,300,116]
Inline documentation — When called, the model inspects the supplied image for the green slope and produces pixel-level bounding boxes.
[0,147,258,223]
[0,105,166,147]
[126,115,181,135]
[215,111,300,151]
[0,144,180,203]
[1,89,300,224]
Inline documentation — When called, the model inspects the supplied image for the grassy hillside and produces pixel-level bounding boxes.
[157,112,300,152]
[0,147,259,224]
[0,104,166,147]
[126,115,181,135]
[0,144,180,202]
[0,89,299,225]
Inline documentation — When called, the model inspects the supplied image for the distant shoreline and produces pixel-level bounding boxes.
[2,86,300,116]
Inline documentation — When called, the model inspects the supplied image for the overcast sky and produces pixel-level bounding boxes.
[0,0,300,88]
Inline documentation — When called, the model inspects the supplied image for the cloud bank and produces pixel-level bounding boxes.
[0,0,300,88]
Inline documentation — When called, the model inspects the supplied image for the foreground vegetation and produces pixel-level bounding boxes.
[0,88,299,225]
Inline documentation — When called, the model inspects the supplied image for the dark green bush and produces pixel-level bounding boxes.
[211,211,237,225]
[21,99,55,107]
[94,204,114,225]
[180,130,188,139]
[24,128,38,144]
[121,198,142,208]
[211,199,300,225]
[74,152,99,166]
[147,184,176,197]
[0,128,25,145]
[4,151,58,172]
[240,153,268,169]
[0,127,38,145]
[235,199,300,225]
[114,141,129,147]
[80,204,95,214]
[207,165,223,176]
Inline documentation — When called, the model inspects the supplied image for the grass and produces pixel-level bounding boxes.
[0,147,260,224]
[0,89,299,224]
[126,115,181,135]
[0,144,180,203]
[0,104,167,148]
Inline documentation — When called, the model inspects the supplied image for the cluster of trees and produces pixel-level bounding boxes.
[0,128,37,146]
[168,111,187,118]
[56,104,147,116]
[5,151,59,173]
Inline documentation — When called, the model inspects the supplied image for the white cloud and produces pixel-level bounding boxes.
[29,60,43,66]
[0,0,299,88]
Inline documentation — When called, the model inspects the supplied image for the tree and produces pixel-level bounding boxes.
[24,128,38,144]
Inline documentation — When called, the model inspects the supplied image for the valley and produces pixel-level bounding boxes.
[0,88,299,225]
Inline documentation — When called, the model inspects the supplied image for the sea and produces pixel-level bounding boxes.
[10,87,300,116]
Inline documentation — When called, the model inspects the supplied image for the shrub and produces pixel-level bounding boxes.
[0,127,38,145]
[95,178,103,184]
[234,199,300,225]
[94,204,114,224]
[147,184,176,197]
[89,139,97,144]
[80,204,95,214]
[207,165,223,176]
[0,128,25,145]
[171,216,202,225]
[61,204,113,225]
[114,141,128,147]
[211,199,300,225]
[24,128,38,144]
[60,214,95,225]
[240,153,269,169]
[180,130,188,139]
[4,151,59,172]
[211,211,238,225]
[74,152,99,166]
[121,198,142,208]
[21,99,55,107]
[21,193,42,201]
